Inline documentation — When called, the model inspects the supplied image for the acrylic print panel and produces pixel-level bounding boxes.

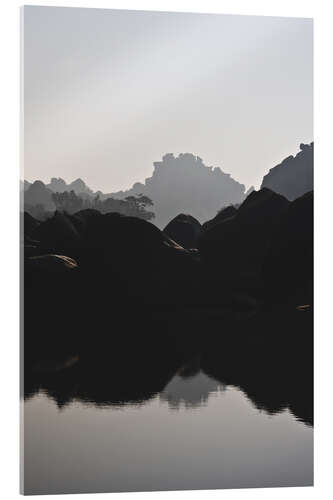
[21,5,313,495]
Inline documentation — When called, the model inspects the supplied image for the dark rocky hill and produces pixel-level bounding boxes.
[261,142,313,200]
[163,214,201,249]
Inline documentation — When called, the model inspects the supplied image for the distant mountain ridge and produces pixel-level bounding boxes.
[47,177,94,197]
[23,180,55,212]
[22,143,313,226]
[21,177,93,195]
[22,178,95,217]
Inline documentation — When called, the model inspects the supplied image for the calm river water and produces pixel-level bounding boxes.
[22,368,313,495]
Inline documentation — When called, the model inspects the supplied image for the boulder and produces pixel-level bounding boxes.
[24,253,81,366]
[264,190,313,304]
[32,211,81,255]
[26,254,78,273]
[80,213,201,307]
[198,188,290,286]
[24,245,41,258]
[163,214,201,249]
[23,211,40,240]
[70,209,102,237]
[202,205,237,232]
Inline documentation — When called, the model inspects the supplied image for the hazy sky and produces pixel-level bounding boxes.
[23,6,313,192]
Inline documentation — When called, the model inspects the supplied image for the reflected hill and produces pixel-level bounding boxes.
[24,305,312,427]
[160,369,224,410]
[201,306,313,426]
[24,353,183,410]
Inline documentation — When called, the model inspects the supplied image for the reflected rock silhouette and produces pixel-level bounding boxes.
[201,306,313,426]
[24,345,186,409]
[160,370,224,410]
[24,304,312,427]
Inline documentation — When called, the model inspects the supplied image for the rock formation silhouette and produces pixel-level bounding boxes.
[261,142,313,200]
[110,153,247,228]
[198,188,290,290]
[264,190,313,305]
[201,205,237,232]
[32,211,81,253]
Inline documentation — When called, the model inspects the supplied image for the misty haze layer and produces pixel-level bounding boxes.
[22,143,313,228]
[23,7,313,192]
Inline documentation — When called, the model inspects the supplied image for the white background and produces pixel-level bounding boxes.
[0,1,332,499]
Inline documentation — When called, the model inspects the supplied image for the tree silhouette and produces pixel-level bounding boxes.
[50,189,155,220]
[52,190,84,213]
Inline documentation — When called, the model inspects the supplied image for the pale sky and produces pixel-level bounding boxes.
[23,6,313,192]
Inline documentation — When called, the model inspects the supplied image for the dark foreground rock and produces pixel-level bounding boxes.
[23,211,40,241]
[163,214,201,249]
[198,188,290,292]
[264,190,313,304]
[201,205,237,232]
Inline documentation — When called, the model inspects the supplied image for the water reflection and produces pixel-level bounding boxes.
[25,307,312,424]
[24,354,180,410]
[23,370,313,495]
[160,369,225,410]
[23,307,313,493]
